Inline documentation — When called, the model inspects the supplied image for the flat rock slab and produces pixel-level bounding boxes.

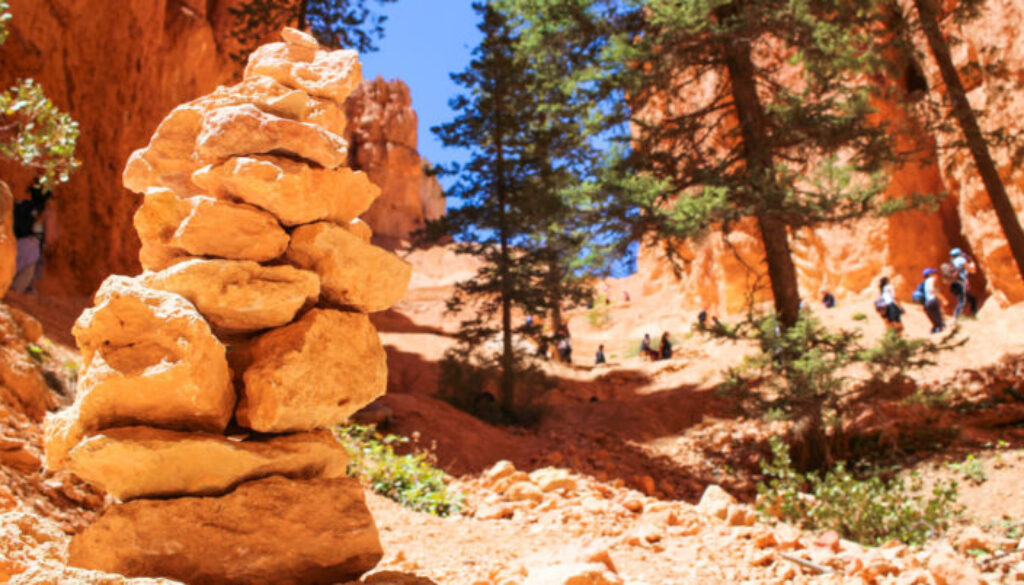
[236,308,387,432]
[123,75,346,197]
[193,155,379,227]
[69,476,382,585]
[67,427,348,500]
[134,190,289,271]
[143,259,319,333]
[286,222,411,313]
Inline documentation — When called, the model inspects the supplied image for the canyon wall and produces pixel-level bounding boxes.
[634,0,1024,314]
[0,2,442,296]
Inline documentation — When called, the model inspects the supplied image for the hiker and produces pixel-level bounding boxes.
[697,308,708,330]
[659,332,673,360]
[874,276,904,332]
[821,291,836,309]
[595,344,606,365]
[916,268,944,334]
[947,248,978,319]
[640,333,658,361]
[556,327,572,364]
[12,182,51,294]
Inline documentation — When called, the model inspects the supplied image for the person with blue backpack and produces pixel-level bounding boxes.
[914,268,945,334]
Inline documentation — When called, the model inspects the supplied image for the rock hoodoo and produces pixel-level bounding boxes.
[42,28,410,585]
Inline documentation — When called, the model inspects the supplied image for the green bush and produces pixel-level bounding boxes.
[852,312,867,321]
[946,454,987,485]
[334,424,463,517]
[587,293,613,329]
[757,436,961,546]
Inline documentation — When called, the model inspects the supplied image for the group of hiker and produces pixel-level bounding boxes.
[876,247,977,334]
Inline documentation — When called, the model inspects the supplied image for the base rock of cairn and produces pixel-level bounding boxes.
[43,27,411,584]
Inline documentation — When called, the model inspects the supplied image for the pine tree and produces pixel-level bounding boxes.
[507,0,903,329]
[430,2,537,416]
[230,0,396,62]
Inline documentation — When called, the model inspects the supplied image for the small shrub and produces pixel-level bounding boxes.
[946,454,987,485]
[757,436,961,546]
[334,424,463,517]
[25,342,48,363]
[587,293,613,329]
[852,312,867,321]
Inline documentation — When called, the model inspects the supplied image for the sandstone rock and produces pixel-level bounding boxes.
[530,468,577,493]
[46,276,233,468]
[134,190,289,271]
[245,29,363,104]
[142,259,319,333]
[123,76,348,198]
[9,564,177,585]
[523,563,623,585]
[195,104,348,169]
[0,180,16,297]
[192,155,379,226]
[927,546,986,585]
[696,484,737,520]
[348,218,373,242]
[485,460,518,483]
[66,427,347,501]
[344,78,447,242]
[69,476,382,585]
[286,222,411,313]
[236,309,387,432]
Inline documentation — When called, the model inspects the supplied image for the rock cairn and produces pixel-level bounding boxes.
[42,28,411,585]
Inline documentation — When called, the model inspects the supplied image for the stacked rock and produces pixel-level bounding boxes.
[41,28,411,585]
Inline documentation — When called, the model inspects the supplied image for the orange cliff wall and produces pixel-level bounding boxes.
[0,0,243,296]
[0,2,442,296]
[632,1,1023,315]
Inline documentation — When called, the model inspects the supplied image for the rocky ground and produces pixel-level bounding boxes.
[3,243,1024,583]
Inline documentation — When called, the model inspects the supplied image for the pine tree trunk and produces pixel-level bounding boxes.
[495,105,515,415]
[719,5,802,328]
[913,0,1024,285]
[297,0,308,31]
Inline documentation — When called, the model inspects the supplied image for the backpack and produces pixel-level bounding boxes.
[874,296,888,314]
[939,262,958,284]
[911,281,926,304]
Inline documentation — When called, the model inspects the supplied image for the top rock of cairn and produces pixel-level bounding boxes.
[46,28,408,585]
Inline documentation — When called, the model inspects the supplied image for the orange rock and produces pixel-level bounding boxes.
[45,276,233,469]
[523,563,623,585]
[134,190,289,270]
[192,155,379,226]
[68,476,382,585]
[286,222,412,313]
[0,181,16,297]
[195,104,348,170]
[245,28,363,104]
[142,259,319,333]
[345,78,446,243]
[66,427,348,501]
[236,309,387,432]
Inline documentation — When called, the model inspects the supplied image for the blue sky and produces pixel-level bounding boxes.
[360,2,481,190]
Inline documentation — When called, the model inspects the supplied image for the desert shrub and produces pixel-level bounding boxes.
[946,454,987,485]
[334,424,463,517]
[757,436,961,546]
[852,312,867,321]
[715,314,962,469]
[586,293,613,329]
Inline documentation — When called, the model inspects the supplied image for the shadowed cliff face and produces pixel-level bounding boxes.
[0,0,244,296]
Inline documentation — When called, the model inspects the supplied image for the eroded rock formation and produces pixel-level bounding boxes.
[43,29,412,584]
